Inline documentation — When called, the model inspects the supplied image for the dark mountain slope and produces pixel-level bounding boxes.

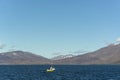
[54,44,120,64]
[0,51,50,64]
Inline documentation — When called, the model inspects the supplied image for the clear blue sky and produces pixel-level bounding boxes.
[0,0,120,58]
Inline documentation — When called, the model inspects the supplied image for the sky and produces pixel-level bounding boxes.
[0,0,120,58]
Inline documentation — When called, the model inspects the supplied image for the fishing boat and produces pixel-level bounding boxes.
[46,66,55,72]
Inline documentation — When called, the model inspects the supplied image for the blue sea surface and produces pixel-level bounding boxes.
[0,65,120,80]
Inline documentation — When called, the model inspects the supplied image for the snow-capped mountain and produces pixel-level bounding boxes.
[52,54,75,60]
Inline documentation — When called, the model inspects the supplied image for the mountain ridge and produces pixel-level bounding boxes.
[54,44,120,64]
[0,51,50,64]
[0,44,120,64]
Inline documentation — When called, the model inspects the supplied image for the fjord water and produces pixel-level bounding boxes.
[0,65,120,80]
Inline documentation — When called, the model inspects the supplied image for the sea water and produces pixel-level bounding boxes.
[0,65,120,80]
